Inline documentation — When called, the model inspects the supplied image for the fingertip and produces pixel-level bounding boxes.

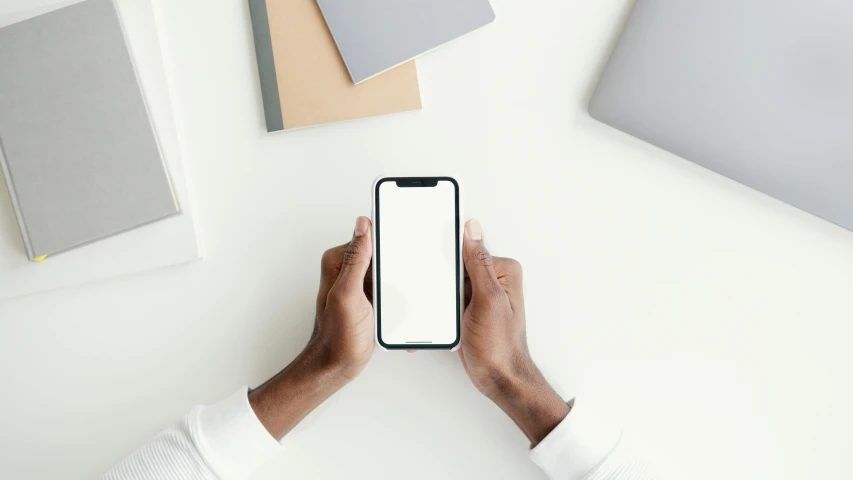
[465,219,483,241]
[354,216,371,238]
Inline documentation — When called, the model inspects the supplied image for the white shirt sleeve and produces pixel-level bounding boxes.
[106,391,654,480]
[103,387,284,480]
[530,399,656,480]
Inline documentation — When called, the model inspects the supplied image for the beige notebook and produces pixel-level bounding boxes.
[248,0,422,131]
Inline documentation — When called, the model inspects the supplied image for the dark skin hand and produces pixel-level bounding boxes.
[459,220,570,447]
[248,217,568,447]
[249,216,375,440]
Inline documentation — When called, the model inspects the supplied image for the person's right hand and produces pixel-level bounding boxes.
[460,220,570,447]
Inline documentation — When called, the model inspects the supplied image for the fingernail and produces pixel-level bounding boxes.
[354,216,369,237]
[466,220,483,241]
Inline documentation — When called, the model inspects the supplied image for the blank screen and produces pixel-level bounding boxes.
[376,179,459,346]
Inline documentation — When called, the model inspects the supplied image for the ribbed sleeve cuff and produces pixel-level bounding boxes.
[530,398,623,480]
[191,386,285,480]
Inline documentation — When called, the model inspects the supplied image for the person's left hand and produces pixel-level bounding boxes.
[307,216,376,381]
[249,216,375,440]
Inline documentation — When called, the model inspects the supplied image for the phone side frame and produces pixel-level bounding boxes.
[371,175,463,352]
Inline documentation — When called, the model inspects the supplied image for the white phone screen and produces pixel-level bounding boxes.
[375,178,460,348]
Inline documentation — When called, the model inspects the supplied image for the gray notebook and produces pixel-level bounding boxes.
[0,0,179,261]
[316,0,496,84]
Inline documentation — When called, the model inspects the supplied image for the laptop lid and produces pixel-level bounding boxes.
[590,0,853,231]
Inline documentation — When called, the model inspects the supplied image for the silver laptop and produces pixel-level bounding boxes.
[590,0,853,231]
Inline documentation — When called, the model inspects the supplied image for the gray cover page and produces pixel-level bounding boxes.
[0,0,179,260]
[316,0,495,84]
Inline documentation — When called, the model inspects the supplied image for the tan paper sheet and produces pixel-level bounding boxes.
[265,0,422,130]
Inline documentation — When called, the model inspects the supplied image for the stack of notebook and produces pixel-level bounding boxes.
[248,0,496,132]
[0,0,199,282]
[0,0,181,263]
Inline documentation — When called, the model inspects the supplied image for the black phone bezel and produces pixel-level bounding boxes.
[374,177,462,350]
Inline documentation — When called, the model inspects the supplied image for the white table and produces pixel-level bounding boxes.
[2,1,852,478]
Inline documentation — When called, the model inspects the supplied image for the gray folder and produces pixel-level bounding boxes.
[0,0,179,261]
[316,0,495,84]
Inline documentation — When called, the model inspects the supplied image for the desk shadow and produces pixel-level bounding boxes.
[0,169,27,258]
[578,0,638,112]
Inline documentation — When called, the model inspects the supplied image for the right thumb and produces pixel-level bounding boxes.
[463,220,500,296]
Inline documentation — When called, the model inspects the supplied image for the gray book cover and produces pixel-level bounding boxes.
[316,0,495,84]
[0,0,179,261]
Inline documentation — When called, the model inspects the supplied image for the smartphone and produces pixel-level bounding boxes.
[372,176,462,350]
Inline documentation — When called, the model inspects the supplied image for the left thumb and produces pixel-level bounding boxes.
[336,216,373,290]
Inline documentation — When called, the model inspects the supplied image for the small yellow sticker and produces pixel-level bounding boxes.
[33,255,48,262]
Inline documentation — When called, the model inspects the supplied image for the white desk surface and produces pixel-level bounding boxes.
[1,0,852,478]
